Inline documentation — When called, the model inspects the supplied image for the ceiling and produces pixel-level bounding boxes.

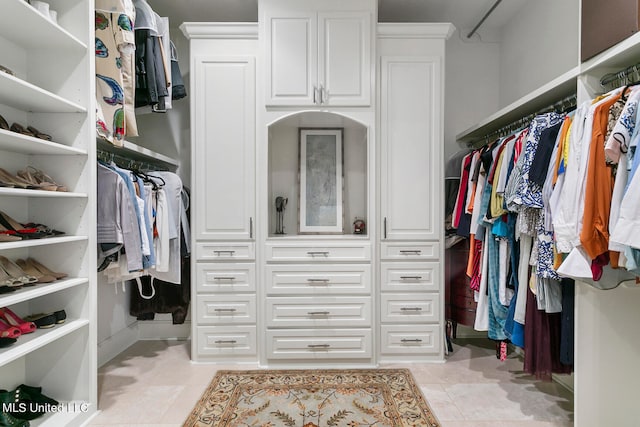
[147,0,528,34]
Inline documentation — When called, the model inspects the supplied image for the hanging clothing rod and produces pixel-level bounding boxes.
[97,148,172,172]
[469,93,577,148]
[467,0,503,38]
[600,62,640,89]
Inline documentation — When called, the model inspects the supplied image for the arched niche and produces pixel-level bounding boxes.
[267,111,369,238]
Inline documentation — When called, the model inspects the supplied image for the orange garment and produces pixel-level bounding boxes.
[580,93,620,260]
[466,233,476,277]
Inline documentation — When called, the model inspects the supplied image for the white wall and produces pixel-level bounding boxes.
[444,28,501,160]
[498,0,579,107]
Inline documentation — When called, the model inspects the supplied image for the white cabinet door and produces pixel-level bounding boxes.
[194,57,255,240]
[318,12,371,106]
[265,11,370,106]
[265,12,317,105]
[380,56,441,240]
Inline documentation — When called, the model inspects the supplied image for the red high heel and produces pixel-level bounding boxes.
[0,307,35,334]
[0,317,20,338]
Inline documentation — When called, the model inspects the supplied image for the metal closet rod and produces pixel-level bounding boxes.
[97,148,172,172]
[467,0,503,38]
[600,62,640,88]
[470,93,577,147]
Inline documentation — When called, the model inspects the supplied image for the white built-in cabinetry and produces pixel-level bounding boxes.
[184,1,453,366]
[182,23,259,362]
[264,0,372,106]
[0,1,96,425]
[377,24,453,361]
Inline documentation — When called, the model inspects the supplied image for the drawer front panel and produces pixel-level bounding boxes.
[380,294,440,323]
[196,263,256,293]
[265,243,371,262]
[380,242,439,260]
[197,294,256,325]
[266,264,371,295]
[381,262,440,292]
[196,242,255,261]
[380,325,441,354]
[266,329,372,359]
[196,326,257,356]
[266,297,371,327]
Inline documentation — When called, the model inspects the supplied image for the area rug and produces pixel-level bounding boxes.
[184,368,440,427]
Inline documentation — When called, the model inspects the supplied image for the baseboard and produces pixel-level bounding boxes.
[137,319,191,340]
[97,322,139,367]
[552,372,574,392]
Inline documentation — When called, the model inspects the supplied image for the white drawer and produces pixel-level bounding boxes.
[265,242,371,262]
[196,325,257,356]
[380,293,440,323]
[266,264,371,295]
[266,297,371,327]
[266,329,372,360]
[196,263,255,293]
[196,242,255,261]
[380,325,441,355]
[380,242,439,260]
[197,294,256,325]
[381,262,440,292]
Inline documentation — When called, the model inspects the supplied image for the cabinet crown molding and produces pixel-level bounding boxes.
[180,22,259,39]
[377,23,455,40]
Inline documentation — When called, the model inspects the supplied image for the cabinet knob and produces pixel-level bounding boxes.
[399,250,422,255]
[307,311,330,316]
[214,340,237,344]
[307,344,330,349]
[213,250,236,256]
[307,251,329,256]
[307,278,330,284]
[400,338,423,343]
[400,307,423,312]
[213,308,237,312]
[213,276,236,281]
[400,276,423,280]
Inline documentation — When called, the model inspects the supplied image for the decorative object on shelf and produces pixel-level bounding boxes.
[353,217,366,234]
[298,128,344,234]
[274,196,287,234]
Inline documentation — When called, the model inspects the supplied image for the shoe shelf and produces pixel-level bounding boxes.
[0,72,86,114]
[0,236,88,251]
[0,0,86,52]
[0,129,87,156]
[0,278,88,308]
[30,402,95,427]
[0,188,87,198]
[0,318,88,368]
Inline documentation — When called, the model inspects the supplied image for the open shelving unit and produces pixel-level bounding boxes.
[0,1,96,426]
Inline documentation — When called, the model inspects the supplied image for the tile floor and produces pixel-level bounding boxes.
[89,338,573,427]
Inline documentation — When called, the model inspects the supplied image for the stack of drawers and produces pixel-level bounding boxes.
[264,241,373,363]
[194,242,257,361]
[379,242,441,361]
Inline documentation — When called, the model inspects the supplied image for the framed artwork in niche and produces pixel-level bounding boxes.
[298,128,344,234]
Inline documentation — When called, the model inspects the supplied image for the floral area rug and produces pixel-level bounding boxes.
[184,368,440,427]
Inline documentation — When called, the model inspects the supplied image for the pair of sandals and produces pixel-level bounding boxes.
[0,210,65,242]
[0,166,67,192]
[0,114,52,141]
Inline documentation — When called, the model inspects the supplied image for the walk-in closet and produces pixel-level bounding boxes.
[0,0,637,426]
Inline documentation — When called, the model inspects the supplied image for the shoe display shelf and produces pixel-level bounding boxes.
[0,1,96,426]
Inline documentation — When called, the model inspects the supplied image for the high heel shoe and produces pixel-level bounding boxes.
[0,256,37,286]
[0,114,9,130]
[25,258,67,280]
[9,122,35,137]
[0,223,22,242]
[0,318,21,338]
[0,211,50,239]
[15,259,56,283]
[26,126,52,141]
[0,168,38,189]
[0,307,36,334]
[0,262,23,288]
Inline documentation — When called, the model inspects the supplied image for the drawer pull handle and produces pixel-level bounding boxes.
[213,276,236,281]
[307,344,330,349]
[307,311,330,316]
[307,278,330,284]
[213,250,236,256]
[399,250,422,255]
[401,338,423,343]
[400,276,423,280]
[400,307,423,311]
[214,308,237,312]
[214,340,237,344]
[307,251,329,256]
